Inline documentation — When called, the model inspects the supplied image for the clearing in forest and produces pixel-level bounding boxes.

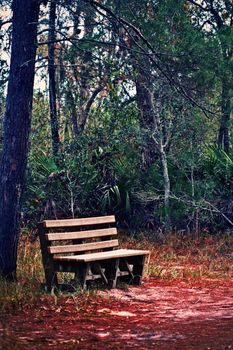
[0,234,233,350]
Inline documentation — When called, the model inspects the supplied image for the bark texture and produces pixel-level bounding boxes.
[150,90,171,230]
[0,0,40,279]
[48,1,60,156]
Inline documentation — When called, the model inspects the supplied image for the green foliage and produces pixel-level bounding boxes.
[202,146,233,198]
[13,0,233,232]
[24,122,141,225]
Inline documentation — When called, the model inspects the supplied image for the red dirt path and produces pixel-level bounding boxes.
[1,278,233,349]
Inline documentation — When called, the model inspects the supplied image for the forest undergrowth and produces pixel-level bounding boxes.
[0,231,232,314]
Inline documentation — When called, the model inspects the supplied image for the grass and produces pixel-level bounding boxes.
[121,232,233,280]
[0,231,232,313]
[0,236,43,313]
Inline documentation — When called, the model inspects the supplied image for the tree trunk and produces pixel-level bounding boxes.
[160,144,171,230]
[135,57,156,171]
[0,0,40,280]
[48,1,60,156]
[66,88,79,138]
[78,86,103,133]
[150,89,171,231]
[77,6,96,133]
[133,51,171,227]
[217,80,231,153]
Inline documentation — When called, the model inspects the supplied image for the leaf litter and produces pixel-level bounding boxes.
[1,278,233,349]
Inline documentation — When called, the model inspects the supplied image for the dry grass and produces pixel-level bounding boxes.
[121,232,233,280]
[0,235,43,313]
[0,231,233,313]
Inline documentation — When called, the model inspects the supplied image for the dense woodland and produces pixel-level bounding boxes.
[0,0,232,278]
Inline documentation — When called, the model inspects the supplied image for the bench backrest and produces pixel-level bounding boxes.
[39,215,118,257]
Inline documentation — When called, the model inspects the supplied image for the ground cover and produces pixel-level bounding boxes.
[0,233,233,349]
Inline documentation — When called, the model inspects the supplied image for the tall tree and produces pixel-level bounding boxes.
[65,2,103,135]
[187,0,233,153]
[48,0,60,156]
[0,0,42,279]
[134,56,157,171]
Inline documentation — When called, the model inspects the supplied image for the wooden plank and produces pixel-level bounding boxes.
[46,228,117,241]
[48,239,119,254]
[86,274,102,281]
[54,249,150,262]
[118,271,130,277]
[43,215,115,228]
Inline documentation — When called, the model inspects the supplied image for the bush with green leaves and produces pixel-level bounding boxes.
[23,126,141,227]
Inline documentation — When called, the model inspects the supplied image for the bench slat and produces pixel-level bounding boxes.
[43,215,115,228]
[48,239,119,254]
[46,228,117,241]
[54,249,150,262]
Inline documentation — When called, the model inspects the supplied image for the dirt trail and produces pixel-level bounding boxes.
[1,278,233,349]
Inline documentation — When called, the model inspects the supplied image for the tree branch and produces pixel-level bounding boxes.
[0,19,12,29]
[120,96,136,109]
[85,0,215,118]
[209,0,223,29]
[187,0,209,12]
[84,85,103,116]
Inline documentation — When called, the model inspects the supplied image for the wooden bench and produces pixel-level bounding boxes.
[38,215,150,291]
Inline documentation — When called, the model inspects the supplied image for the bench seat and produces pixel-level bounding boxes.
[54,249,150,262]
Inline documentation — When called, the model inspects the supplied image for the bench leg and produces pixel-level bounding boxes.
[93,262,108,285]
[39,224,58,292]
[132,255,146,285]
[44,263,58,292]
[119,258,134,283]
[74,263,89,290]
[105,259,120,288]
